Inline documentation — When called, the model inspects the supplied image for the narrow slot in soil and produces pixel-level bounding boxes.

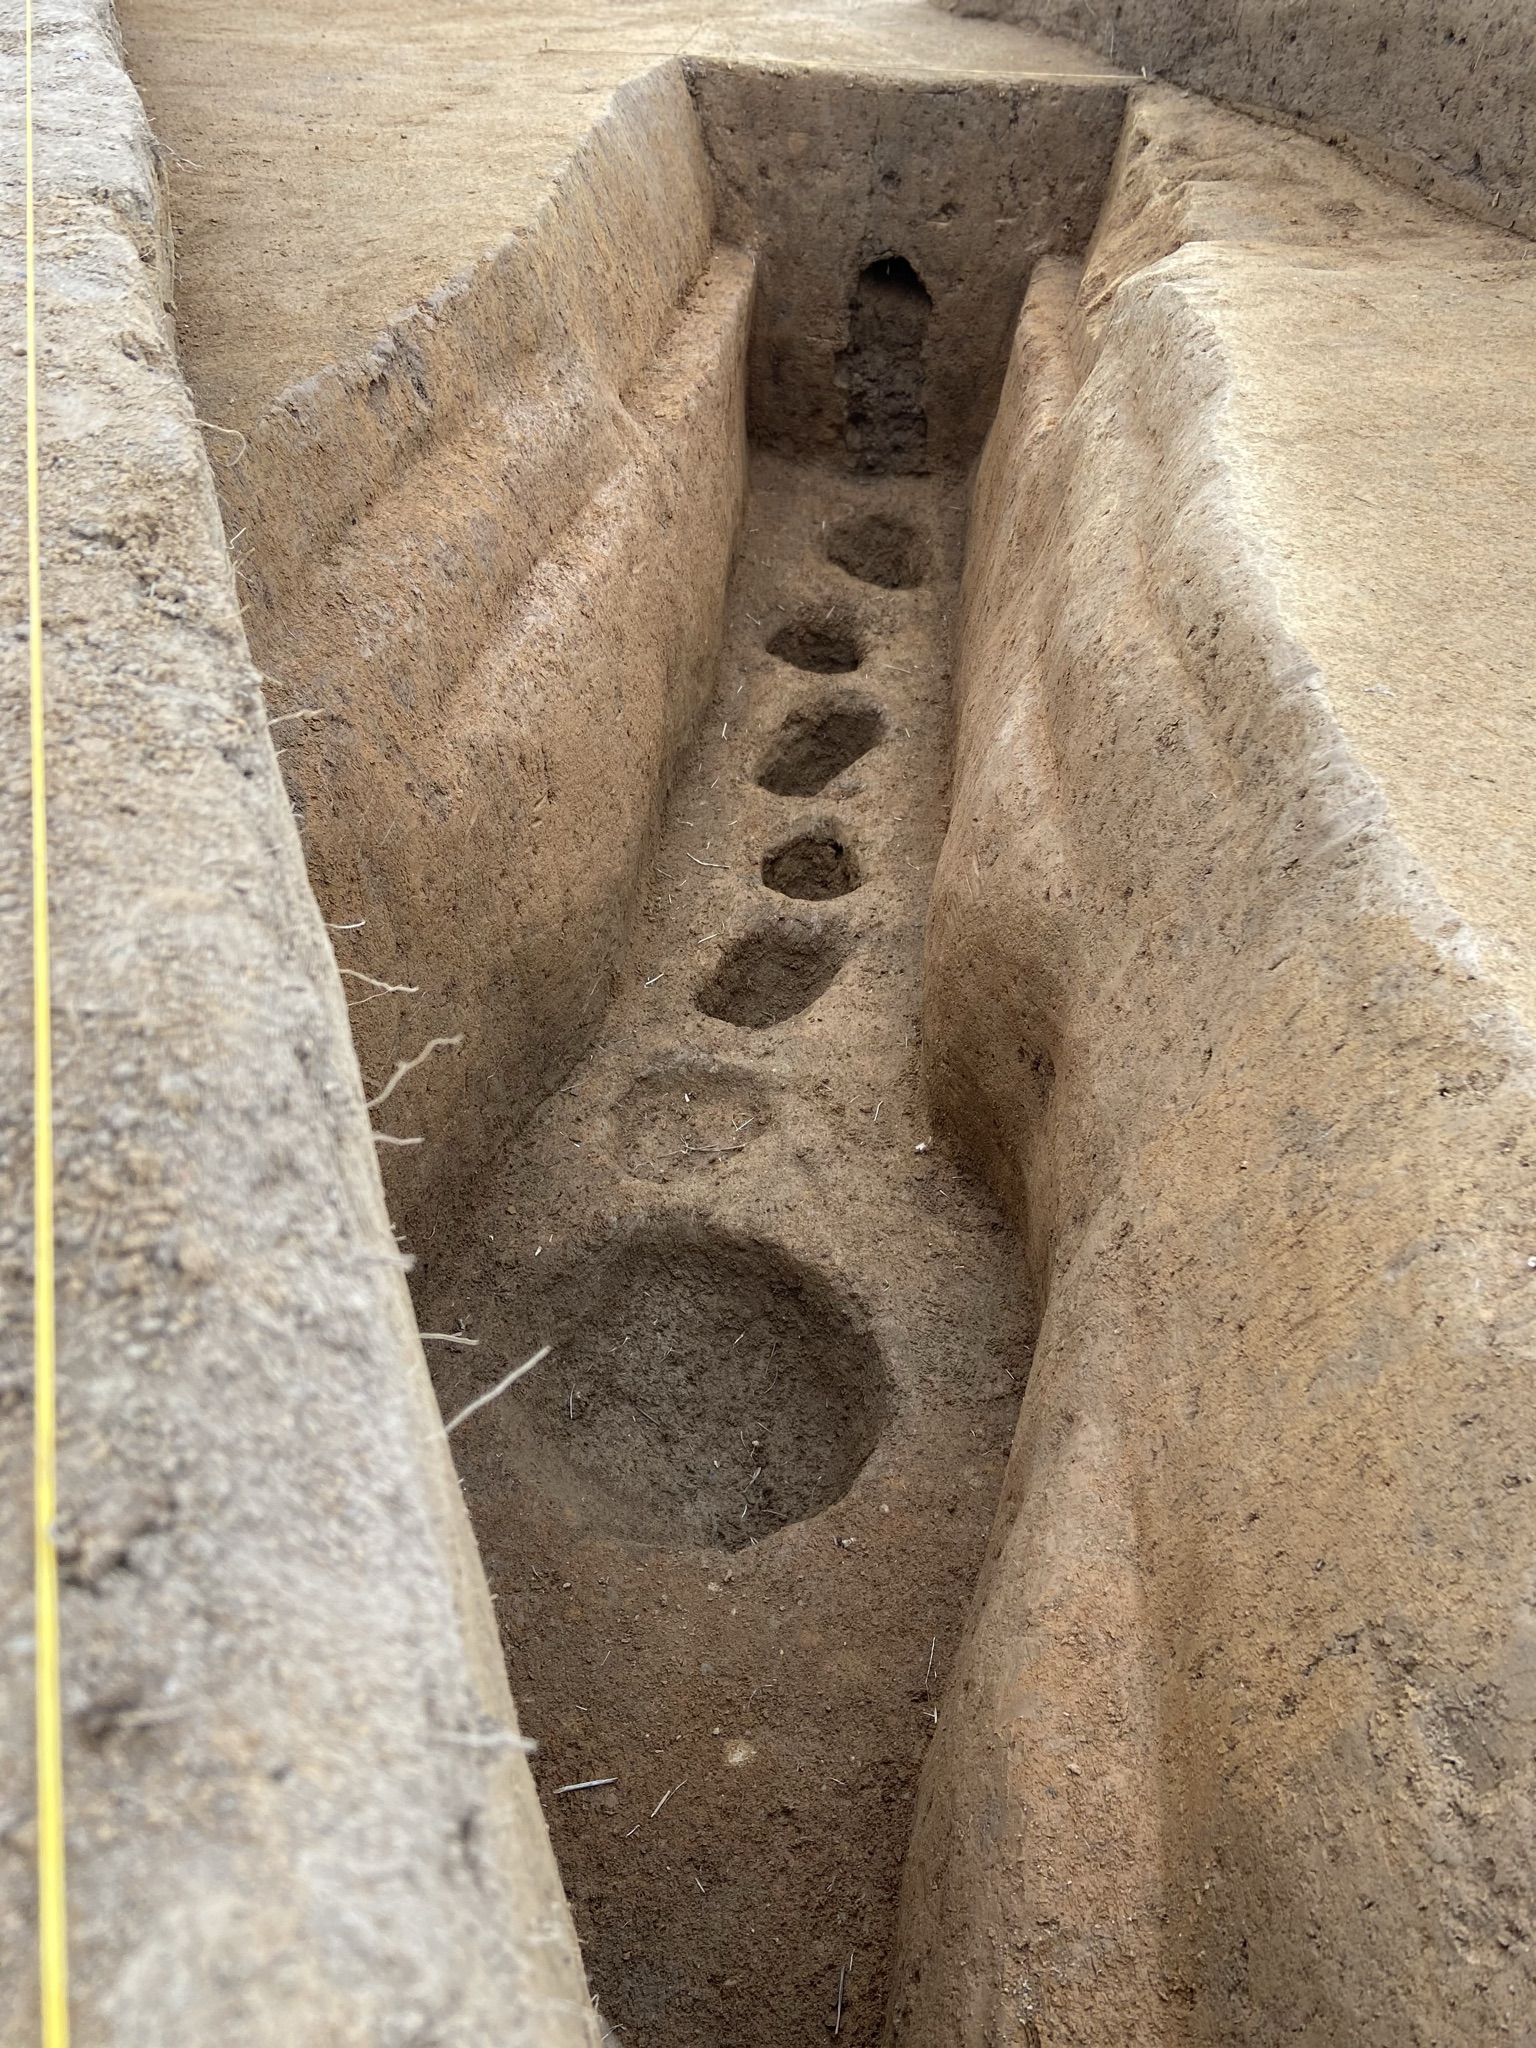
[838,255,932,473]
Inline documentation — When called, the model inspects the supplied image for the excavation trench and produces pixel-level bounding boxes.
[417,454,1030,2048]
[234,57,1125,2048]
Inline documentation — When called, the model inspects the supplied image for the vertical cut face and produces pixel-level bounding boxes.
[838,255,932,474]
[827,511,929,589]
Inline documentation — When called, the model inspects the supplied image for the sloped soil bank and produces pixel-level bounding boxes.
[420,457,1030,2047]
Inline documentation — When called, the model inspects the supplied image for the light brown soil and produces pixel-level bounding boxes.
[418,456,1031,2045]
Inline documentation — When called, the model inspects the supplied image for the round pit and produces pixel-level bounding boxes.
[471,1222,889,1551]
[766,614,863,673]
[695,922,849,1028]
[827,511,928,588]
[761,830,860,900]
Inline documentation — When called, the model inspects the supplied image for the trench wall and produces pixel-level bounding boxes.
[229,63,751,1265]
[892,84,1536,2048]
[0,1,599,2042]
[936,0,1536,240]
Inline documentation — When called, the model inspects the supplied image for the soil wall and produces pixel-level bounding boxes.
[229,64,751,1265]
[0,1,595,2041]
[687,62,1126,467]
[936,0,1536,239]
[892,84,1536,2048]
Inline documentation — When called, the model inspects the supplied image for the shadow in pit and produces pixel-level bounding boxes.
[695,921,850,1028]
[762,828,861,902]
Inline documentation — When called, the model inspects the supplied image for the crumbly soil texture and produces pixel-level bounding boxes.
[419,455,1031,2047]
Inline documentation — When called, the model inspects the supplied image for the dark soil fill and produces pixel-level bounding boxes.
[695,922,848,1027]
[766,614,863,673]
[447,1223,889,1550]
[761,830,860,900]
[827,511,929,589]
[838,255,932,474]
[756,698,885,796]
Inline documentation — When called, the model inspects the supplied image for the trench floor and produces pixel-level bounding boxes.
[422,454,1031,2048]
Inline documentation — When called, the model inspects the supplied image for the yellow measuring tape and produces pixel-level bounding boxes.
[24,0,71,2037]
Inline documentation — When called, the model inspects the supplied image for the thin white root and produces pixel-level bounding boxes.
[421,1332,479,1347]
[650,1780,684,1819]
[444,1344,553,1435]
[194,417,249,463]
[339,970,421,995]
[372,1131,424,1147]
[367,1034,463,1110]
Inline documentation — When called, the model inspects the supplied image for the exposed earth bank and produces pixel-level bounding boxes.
[0,3,1530,2044]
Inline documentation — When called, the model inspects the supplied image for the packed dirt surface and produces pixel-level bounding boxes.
[418,457,1030,2046]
